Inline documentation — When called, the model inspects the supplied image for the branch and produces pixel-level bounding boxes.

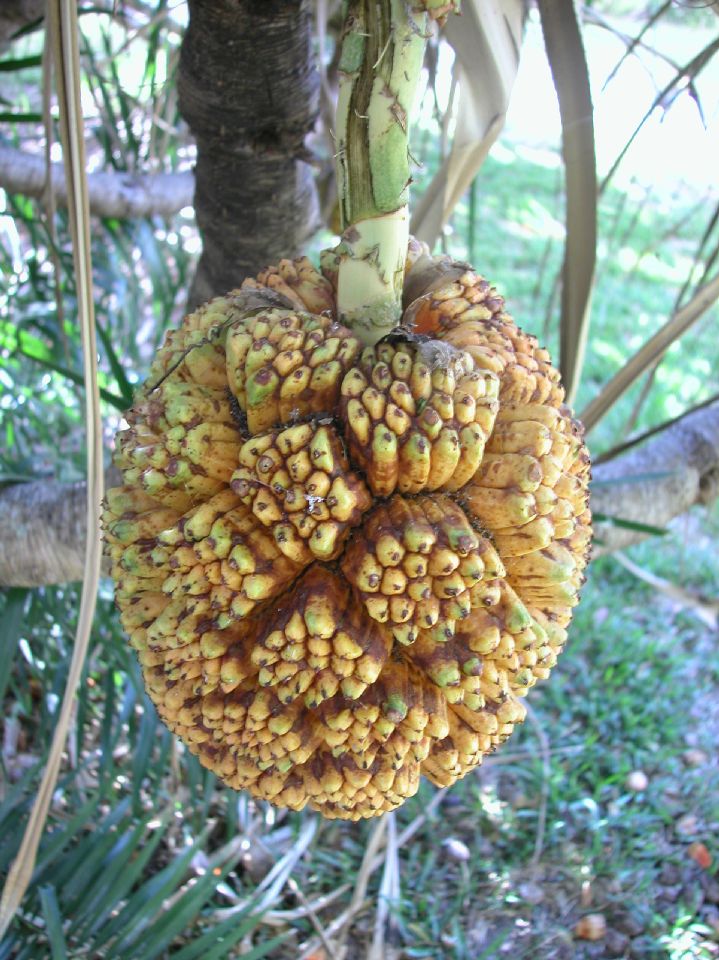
[591,401,719,556]
[0,0,44,48]
[2,405,717,587]
[0,470,115,587]
[0,145,194,219]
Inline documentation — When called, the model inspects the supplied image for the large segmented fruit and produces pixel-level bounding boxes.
[104,248,591,820]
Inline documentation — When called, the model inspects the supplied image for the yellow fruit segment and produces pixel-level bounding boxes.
[339,339,500,497]
[230,421,371,565]
[250,566,390,710]
[226,308,360,433]
[244,256,336,318]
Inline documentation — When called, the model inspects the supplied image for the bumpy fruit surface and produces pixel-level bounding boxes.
[104,251,591,820]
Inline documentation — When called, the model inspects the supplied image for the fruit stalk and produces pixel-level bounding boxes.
[334,0,428,343]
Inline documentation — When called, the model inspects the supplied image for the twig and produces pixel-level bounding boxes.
[369,812,400,960]
[300,792,448,960]
[613,551,718,629]
[300,815,388,960]
[255,884,351,925]
[524,702,550,866]
[287,875,339,960]
[252,817,319,915]
[347,815,388,924]
[480,743,585,766]
[41,33,70,366]
[0,3,104,938]
[298,899,371,960]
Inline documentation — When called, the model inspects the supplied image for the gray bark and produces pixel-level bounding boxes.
[0,0,44,48]
[0,146,194,219]
[0,468,117,587]
[178,0,321,309]
[590,402,719,556]
[2,405,717,587]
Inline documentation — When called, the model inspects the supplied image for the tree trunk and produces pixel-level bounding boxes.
[178,0,321,309]
[2,405,717,587]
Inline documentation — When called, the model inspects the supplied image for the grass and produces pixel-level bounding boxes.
[1,4,719,958]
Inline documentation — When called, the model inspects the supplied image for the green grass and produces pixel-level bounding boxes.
[1,4,718,958]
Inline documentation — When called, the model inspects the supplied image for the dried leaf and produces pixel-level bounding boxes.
[687,842,712,870]
[574,914,607,941]
[410,0,524,247]
[537,0,597,405]
[0,1,103,938]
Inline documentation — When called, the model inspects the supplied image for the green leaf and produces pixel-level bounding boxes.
[97,667,118,786]
[0,589,28,706]
[173,925,287,960]
[121,870,227,960]
[593,512,668,537]
[131,699,161,809]
[1,324,126,409]
[95,316,134,407]
[0,55,43,71]
[104,27,141,159]
[72,810,172,938]
[38,886,68,960]
[0,473,42,484]
[45,800,132,900]
[61,818,135,913]
[97,828,211,949]
[0,111,44,122]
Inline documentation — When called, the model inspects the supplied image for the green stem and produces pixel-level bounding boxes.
[334,0,428,344]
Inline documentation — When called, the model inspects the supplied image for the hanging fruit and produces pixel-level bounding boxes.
[104,0,591,820]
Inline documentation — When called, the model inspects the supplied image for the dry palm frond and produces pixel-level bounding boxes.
[0,0,103,939]
[599,33,719,198]
[596,0,673,91]
[410,0,524,247]
[621,197,719,438]
[580,274,719,432]
[613,551,718,630]
[537,0,597,406]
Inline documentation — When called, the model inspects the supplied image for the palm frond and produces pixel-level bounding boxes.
[0,0,103,938]
[598,0,673,91]
[537,0,597,405]
[593,391,719,466]
[410,0,524,247]
[599,33,719,198]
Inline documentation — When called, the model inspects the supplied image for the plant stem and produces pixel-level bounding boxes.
[334,0,428,344]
